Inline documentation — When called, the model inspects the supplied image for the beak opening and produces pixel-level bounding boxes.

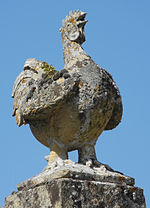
[77,20,88,28]
[78,12,87,21]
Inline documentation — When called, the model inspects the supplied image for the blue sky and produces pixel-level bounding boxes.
[0,0,150,207]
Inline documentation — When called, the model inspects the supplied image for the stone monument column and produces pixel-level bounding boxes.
[4,162,146,207]
[6,10,146,208]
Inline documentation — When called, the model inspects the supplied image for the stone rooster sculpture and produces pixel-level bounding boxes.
[12,10,123,170]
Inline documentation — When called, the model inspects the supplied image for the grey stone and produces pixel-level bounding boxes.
[4,162,146,207]
[12,10,123,169]
[4,178,146,208]
[16,161,135,191]
[9,10,146,208]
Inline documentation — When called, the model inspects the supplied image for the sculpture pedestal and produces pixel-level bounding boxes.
[4,162,146,208]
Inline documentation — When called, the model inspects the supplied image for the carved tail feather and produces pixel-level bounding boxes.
[12,59,57,126]
[12,70,36,126]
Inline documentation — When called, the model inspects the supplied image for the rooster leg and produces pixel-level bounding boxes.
[46,141,68,169]
[78,144,114,171]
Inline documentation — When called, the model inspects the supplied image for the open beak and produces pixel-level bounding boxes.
[77,19,88,28]
[77,12,87,21]
[76,12,88,28]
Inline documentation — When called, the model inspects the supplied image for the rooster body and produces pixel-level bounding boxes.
[12,11,122,168]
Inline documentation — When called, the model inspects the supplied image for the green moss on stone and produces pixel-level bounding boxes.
[41,62,57,77]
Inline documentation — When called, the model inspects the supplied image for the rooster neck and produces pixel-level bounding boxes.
[61,35,89,68]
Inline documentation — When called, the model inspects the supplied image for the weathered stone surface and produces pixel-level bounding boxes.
[16,161,135,191]
[4,163,146,208]
[12,10,123,168]
[5,178,146,208]
[9,10,146,208]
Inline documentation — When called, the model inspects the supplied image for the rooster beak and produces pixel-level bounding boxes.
[77,20,88,28]
[79,12,87,19]
[77,12,87,21]
[76,11,88,28]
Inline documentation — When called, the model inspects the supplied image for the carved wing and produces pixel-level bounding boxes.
[12,58,78,127]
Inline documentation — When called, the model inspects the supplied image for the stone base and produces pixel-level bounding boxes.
[4,162,146,208]
[5,178,145,208]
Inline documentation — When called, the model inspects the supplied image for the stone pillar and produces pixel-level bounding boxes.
[5,178,146,208]
[4,163,146,208]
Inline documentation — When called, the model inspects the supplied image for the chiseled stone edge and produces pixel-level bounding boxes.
[17,162,135,191]
[5,178,146,208]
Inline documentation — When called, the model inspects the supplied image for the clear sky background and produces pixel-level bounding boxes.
[0,1,149,207]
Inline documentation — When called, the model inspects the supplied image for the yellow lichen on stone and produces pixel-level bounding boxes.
[32,109,37,113]
[94,85,99,92]
[92,198,99,206]
[45,104,50,108]
[54,200,61,208]
[57,77,65,84]
[21,78,26,84]
[75,46,79,50]
[67,46,71,55]
[65,159,72,164]
[130,187,135,192]
[118,175,125,183]
[41,62,57,77]
[86,99,89,105]
[78,82,83,88]
[69,18,76,23]
[73,42,77,45]
[34,66,39,71]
